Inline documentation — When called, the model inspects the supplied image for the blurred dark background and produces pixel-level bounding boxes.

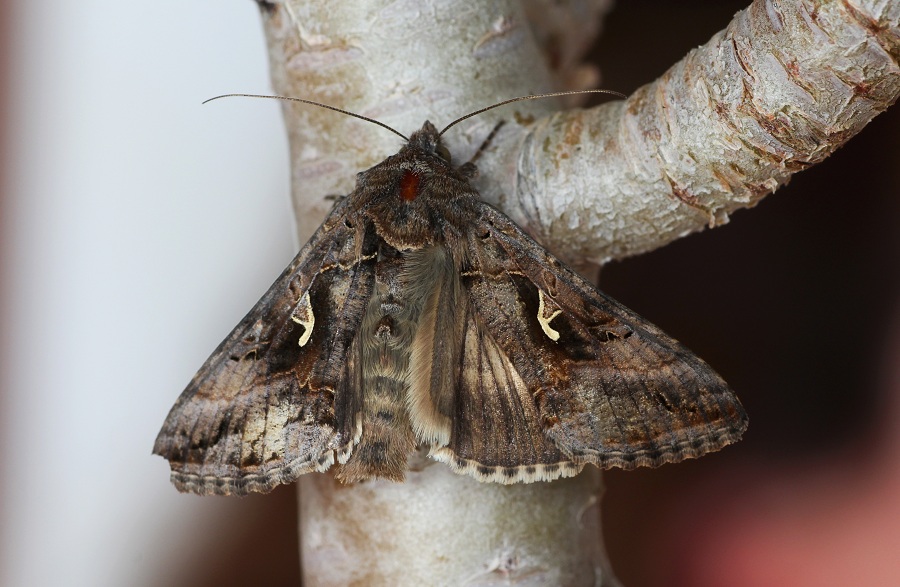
[598,0,898,463]
[594,2,900,586]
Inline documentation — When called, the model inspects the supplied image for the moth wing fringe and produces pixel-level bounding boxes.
[167,415,363,496]
[562,421,747,470]
[337,413,363,464]
[429,417,743,482]
[429,447,584,484]
[168,450,336,496]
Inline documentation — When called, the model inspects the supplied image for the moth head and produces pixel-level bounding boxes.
[406,121,447,161]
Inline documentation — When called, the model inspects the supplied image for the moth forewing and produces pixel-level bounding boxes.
[153,201,375,495]
[476,208,748,468]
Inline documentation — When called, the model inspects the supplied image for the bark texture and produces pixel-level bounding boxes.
[300,463,612,586]
[517,0,900,263]
[247,0,900,585]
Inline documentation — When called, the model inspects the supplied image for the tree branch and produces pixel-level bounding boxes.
[250,0,899,584]
[514,0,900,264]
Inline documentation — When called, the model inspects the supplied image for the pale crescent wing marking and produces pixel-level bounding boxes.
[290,291,314,347]
[537,289,562,341]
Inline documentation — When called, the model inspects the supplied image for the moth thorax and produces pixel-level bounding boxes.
[399,170,421,202]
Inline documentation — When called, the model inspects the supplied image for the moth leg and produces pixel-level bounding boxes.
[322,193,346,210]
[460,120,506,171]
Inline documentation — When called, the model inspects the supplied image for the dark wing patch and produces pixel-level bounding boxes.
[153,202,376,495]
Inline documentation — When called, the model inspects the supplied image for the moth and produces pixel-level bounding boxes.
[154,95,748,496]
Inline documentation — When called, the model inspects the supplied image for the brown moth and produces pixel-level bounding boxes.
[154,99,748,496]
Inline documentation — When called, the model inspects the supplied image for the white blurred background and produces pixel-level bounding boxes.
[1,2,297,586]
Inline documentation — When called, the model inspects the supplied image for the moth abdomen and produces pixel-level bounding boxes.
[337,254,422,482]
[374,409,397,424]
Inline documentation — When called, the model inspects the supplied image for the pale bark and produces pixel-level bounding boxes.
[516,0,900,264]
[248,0,900,585]
[300,461,612,586]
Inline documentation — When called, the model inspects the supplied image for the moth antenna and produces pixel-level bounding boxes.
[438,89,627,137]
[202,93,409,141]
[466,120,506,166]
